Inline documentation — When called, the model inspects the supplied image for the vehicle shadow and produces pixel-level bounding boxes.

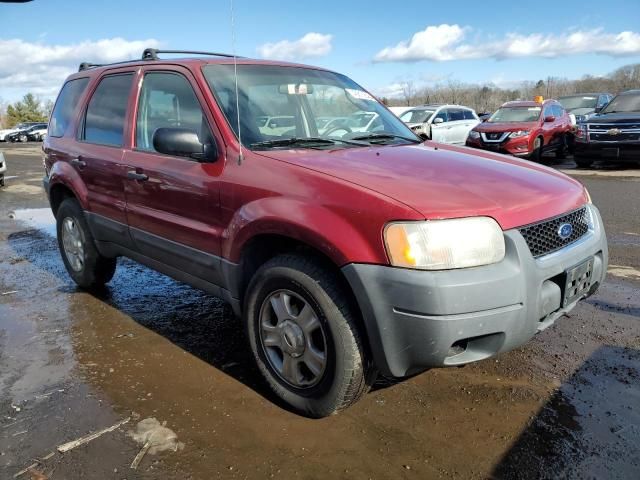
[6,228,297,413]
[491,345,640,479]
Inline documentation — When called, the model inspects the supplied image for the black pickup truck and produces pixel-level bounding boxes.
[574,89,640,168]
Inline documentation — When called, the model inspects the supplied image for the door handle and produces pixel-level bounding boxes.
[70,158,86,168]
[127,170,149,181]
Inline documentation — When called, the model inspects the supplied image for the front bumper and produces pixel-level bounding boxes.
[342,204,607,377]
[466,136,532,156]
[574,142,640,163]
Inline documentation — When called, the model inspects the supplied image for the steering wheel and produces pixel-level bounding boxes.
[323,125,352,137]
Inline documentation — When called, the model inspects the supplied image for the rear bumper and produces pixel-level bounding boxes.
[342,204,607,377]
[574,142,640,163]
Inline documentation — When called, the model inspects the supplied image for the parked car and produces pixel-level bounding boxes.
[558,93,613,124]
[0,152,6,187]
[27,125,48,142]
[399,104,480,145]
[44,48,607,417]
[387,106,413,117]
[573,89,640,167]
[477,112,492,122]
[465,99,573,162]
[7,123,48,142]
[0,122,41,142]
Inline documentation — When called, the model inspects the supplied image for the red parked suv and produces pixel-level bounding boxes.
[43,49,607,417]
[466,99,573,161]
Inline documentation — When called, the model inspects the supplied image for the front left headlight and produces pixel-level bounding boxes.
[384,217,505,270]
[509,130,530,138]
[468,130,480,140]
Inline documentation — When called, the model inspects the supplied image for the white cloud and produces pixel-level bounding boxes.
[257,33,332,61]
[374,24,640,62]
[0,37,161,100]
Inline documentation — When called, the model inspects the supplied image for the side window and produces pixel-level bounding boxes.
[136,72,212,153]
[463,109,476,120]
[433,109,448,123]
[83,74,133,146]
[543,105,554,118]
[553,105,564,117]
[448,109,465,121]
[49,78,89,138]
[597,95,608,108]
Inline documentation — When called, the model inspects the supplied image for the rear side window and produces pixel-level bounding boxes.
[463,109,477,120]
[447,109,465,121]
[83,74,133,147]
[49,78,89,137]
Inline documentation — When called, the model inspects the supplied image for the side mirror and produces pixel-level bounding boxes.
[544,115,556,123]
[594,106,603,113]
[433,117,444,124]
[153,128,217,162]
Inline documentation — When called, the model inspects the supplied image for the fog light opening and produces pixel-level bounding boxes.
[448,340,468,357]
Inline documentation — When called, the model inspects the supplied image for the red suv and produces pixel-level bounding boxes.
[43,49,607,417]
[465,99,573,161]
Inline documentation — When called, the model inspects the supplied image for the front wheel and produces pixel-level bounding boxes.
[56,198,117,288]
[244,254,370,417]
[574,154,593,168]
[528,137,543,162]
[19,134,28,143]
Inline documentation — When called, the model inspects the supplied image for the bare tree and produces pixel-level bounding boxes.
[401,81,416,106]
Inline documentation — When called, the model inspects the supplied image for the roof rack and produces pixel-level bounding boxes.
[79,48,244,71]
[141,48,243,60]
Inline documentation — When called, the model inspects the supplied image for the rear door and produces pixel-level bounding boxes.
[122,67,227,287]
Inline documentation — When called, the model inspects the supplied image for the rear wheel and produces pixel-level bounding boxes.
[555,135,568,159]
[244,254,370,417]
[56,198,117,288]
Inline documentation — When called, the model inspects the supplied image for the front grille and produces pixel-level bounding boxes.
[486,132,503,140]
[588,123,640,143]
[519,207,590,257]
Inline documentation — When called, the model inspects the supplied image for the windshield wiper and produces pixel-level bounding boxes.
[349,133,422,144]
[251,136,368,149]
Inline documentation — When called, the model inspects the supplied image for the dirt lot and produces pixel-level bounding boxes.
[1,143,639,479]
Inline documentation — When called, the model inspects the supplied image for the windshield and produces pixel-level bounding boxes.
[601,93,640,114]
[488,107,541,123]
[400,109,434,124]
[202,64,419,149]
[558,96,598,110]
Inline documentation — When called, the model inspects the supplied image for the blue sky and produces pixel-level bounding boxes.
[1,0,640,101]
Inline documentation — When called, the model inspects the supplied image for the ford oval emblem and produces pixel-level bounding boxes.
[558,223,573,240]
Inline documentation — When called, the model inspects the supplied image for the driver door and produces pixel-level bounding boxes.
[429,109,449,142]
[122,67,227,287]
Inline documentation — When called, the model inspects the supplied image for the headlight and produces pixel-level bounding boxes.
[384,217,505,270]
[584,187,592,204]
[468,130,480,139]
[509,130,530,138]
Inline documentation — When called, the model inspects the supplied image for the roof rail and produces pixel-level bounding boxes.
[141,48,243,60]
[78,62,104,72]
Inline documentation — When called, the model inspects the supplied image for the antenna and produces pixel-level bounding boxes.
[230,0,244,165]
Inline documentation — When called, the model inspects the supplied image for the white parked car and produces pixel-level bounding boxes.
[388,106,413,117]
[0,122,41,142]
[0,152,7,187]
[399,104,480,145]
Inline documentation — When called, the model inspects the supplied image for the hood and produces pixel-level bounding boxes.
[256,143,587,230]
[585,112,640,124]
[473,121,538,133]
[567,107,595,116]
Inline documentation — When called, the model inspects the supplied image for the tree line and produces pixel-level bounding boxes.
[0,94,54,129]
[382,63,640,113]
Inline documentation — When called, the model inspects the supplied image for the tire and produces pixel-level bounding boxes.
[244,254,370,418]
[528,136,543,162]
[574,154,593,168]
[19,134,27,143]
[555,135,568,159]
[56,198,117,288]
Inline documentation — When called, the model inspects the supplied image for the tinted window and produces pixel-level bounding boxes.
[463,109,476,120]
[49,78,89,137]
[136,72,212,152]
[552,105,564,117]
[448,109,465,121]
[83,74,133,146]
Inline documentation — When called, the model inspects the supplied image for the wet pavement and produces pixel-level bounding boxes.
[1,143,639,479]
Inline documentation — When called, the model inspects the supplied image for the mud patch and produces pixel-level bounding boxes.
[2,184,44,195]
[608,264,640,280]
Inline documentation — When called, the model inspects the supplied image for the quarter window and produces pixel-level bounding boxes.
[83,74,133,146]
[462,109,477,120]
[136,72,212,153]
[49,78,90,138]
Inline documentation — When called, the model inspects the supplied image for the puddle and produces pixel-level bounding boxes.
[8,207,56,237]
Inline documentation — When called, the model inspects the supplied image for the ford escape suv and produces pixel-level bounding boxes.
[43,49,608,418]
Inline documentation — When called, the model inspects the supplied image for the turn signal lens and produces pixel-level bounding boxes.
[384,217,505,270]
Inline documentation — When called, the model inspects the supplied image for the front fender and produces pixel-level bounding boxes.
[223,197,387,266]
[48,161,89,210]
